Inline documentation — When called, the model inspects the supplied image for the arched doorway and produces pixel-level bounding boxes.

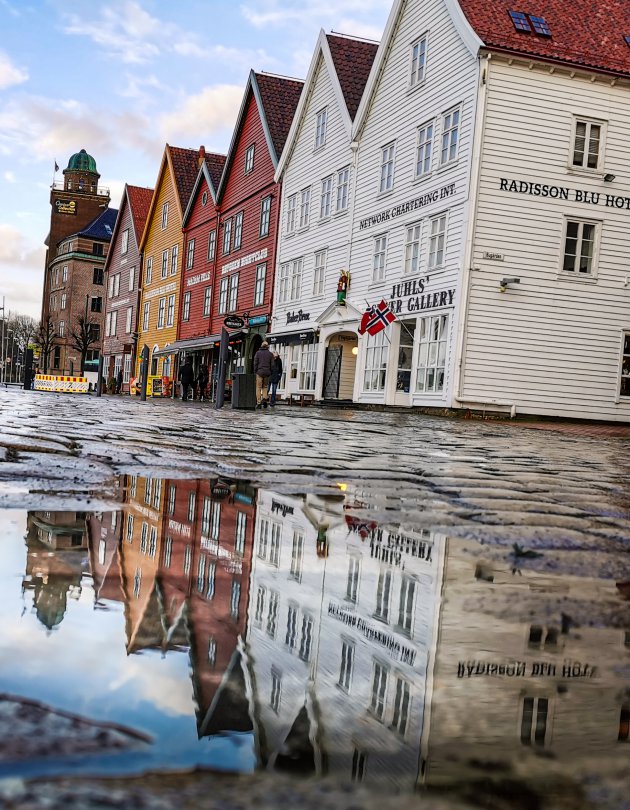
[323,331,357,401]
[150,345,159,376]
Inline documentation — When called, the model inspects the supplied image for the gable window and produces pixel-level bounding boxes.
[145,256,152,285]
[223,218,232,254]
[562,219,597,275]
[121,229,129,255]
[313,249,326,296]
[260,196,271,238]
[410,35,428,86]
[572,119,602,170]
[416,313,448,393]
[529,15,551,36]
[521,697,550,746]
[161,249,169,279]
[320,176,333,219]
[201,191,208,207]
[203,286,212,317]
[416,121,433,177]
[254,263,266,306]
[440,107,460,165]
[245,144,255,174]
[157,297,166,328]
[363,329,388,391]
[228,273,239,312]
[380,143,395,193]
[428,213,447,268]
[207,229,216,261]
[182,292,191,322]
[234,211,244,250]
[126,306,132,333]
[187,239,195,270]
[373,234,388,283]
[286,193,297,233]
[161,202,169,230]
[129,266,135,292]
[170,244,178,275]
[336,167,350,212]
[315,107,328,149]
[405,224,422,275]
[299,187,311,228]
[620,333,630,397]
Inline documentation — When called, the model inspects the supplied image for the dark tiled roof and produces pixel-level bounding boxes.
[79,207,118,241]
[126,185,154,244]
[326,34,379,120]
[168,145,203,212]
[205,153,226,192]
[255,73,304,161]
[460,0,630,76]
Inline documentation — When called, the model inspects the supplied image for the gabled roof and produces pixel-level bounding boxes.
[77,207,118,241]
[182,150,227,226]
[103,184,153,274]
[217,70,304,200]
[459,0,630,77]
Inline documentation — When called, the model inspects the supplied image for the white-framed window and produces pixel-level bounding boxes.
[149,525,157,557]
[520,696,551,746]
[572,118,603,170]
[374,569,392,621]
[230,578,241,619]
[266,590,279,637]
[346,556,360,602]
[440,106,461,165]
[320,175,333,219]
[428,213,447,269]
[62,265,68,282]
[167,484,176,515]
[299,187,311,228]
[183,545,192,575]
[363,329,389,392]
[202,191,208,207]
[163,356,171,378]
[235,511,247,555]
[254,263,266,306]
[219,277,229,314]
[157,297,166,328]
[188,491,196,522]
[133,567,142,598]
[164,534,172,568]
[234,211,244,250]
[196,555,206,593]
[370,661,388,720]
[186,239,195,270]
[336,166,350,212]
[398,575,416,634]
[161,202,168,230]
[206,562,215,599]
[286,194,297,233]
[152,478,162,510]
[258,519,269,559]
[416,313,448,393]
[170,244,178,275]
[182,291,191,321]
[211,502,221,541]
[373,234,388,283]
[223,218,232,254]
[60,293,67,309]
[391,677,411,735]
[278,263,289,303]
[145,256,152,285]
[269,522,281,567]
[315,107,328,149]
[166,294,175,327]
[290,531,304,580]
[140,521,148,552]
[125,306,132,333]
[300,341,318,390]
[255,586,266,626]
[286,603,298,649]
[245,143,255,174]
[313,249,326,296]
[379,143,395,193]
[161,249,168,279]
[404,223,422,275]
[129,266,135,292]
[142,301,150,331]
[201,497,211,536]
[270,669,281,712]
[562,218,598,275]
[339,640,354,691]
[123,355,131,383]
[110,310,118,337]
[201,286,210,317]
[410,34,428,86]
[228,273,239,312]
[299,614,314,661]
[290,258,302,301]
[126,513,134,541]
[260,196,271,238]
[207,229,216,261]
[58,320,65,337]
[416,121,433,177]
[620,333,630,398]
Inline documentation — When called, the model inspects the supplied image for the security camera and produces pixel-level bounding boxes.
[499,277,520,292]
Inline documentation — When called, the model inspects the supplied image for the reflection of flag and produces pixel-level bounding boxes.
[54,161,59,172]
[358,299,397,336]
[345,514,378,540]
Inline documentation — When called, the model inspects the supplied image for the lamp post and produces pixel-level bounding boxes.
[0,297,5,385]
[7,330,13,384]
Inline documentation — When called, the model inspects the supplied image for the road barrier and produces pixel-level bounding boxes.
[34,374,90,394]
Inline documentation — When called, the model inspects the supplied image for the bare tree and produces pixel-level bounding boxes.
[69,315,99,374]
[35,316,57,373]
[9,313,38,354]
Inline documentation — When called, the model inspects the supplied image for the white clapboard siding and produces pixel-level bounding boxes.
[460,57,630,420]
[349,0,479,406]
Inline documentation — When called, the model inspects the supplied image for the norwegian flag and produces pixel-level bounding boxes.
[358,299,397,336]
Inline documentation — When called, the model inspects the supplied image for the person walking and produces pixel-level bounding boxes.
[179,358,194,402]
[197,363,209,402]
[269,351,283,406]
[253,341,273,410]
[116,368,124,394]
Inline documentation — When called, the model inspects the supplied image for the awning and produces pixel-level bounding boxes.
[268,329,317,346]
[152,335,220,357]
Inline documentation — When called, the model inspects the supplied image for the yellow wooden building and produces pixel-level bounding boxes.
[136,144,203,394]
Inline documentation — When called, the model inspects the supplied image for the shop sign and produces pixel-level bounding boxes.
[483,252,505,261]
[145,281,177,300]
[500,176,630,209]
[221,247,268,275]
[359,182,456,231]
[457,659,598,679]
[248,315,268,326]
[224,315,245,329]
[328,601,417,665]
[187,271,211,287]
[286,309,310,324]
[55,199,76,215]
[271,500,294,517]
[212,482,232,500]
[389,277,456,315]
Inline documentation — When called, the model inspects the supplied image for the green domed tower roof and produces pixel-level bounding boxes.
[65,149,98,174]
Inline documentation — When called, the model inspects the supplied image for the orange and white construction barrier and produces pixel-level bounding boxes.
[34,374,90,394]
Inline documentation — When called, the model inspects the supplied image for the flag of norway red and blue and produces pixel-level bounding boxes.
[358,299,397,336]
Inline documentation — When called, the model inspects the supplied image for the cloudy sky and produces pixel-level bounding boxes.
[0,0,391,319]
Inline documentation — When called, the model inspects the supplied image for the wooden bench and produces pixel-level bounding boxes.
[288,393,316,407]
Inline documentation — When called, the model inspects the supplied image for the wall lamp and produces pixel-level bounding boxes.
[499,277,520,292]
[604,173,616,182]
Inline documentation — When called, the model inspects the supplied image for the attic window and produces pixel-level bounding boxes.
[508,11,531,32]
[529,15,551,37]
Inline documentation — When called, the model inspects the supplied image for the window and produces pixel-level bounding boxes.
[126,514,134,541]
[267,591,279,637]
[142,301,150,331]
[184,545,192,575]
[93,267,104,285]
[374,569,392,621]
[315,107,328,149]
[529,15,551,36]
[228,273,239,312]
[149,526,157,557]
[157,297,166,328]
[528,625,558,650]
[235,511,247,555]
[260,196,271,237]
[258,520,269,558]
[170,244,178,275]
[121,229,129,255]
[145,256,153,285]
[299,615,314,661]
[53,346,60,369]
[290,259,302,301]
[90,297,102,313]
[440,107,460,165]
[202,191,208,207]
[620,333,630,397]
[416,121,433,177]
[336,166,350,212]
[313,250,326,296]
[351,750,367,782]
[254,263,266,306]
[207,229,217,261]
[245,144,255,174]
[255,587,266,626]
[521,697,550,746]
[186,239,195,270]
[207,637,216,665]
[572,120,602,170]
[188,491,196,522]
[286,194,297,233]
[58,320,65,337]
[508,10,531,31]
[286,604,298,649]
[219,277,229,314]
[346,556,360,602]
[108,273,120,298]
[211,502,221,541]
[320,176,333,219]
[398,575,416,634]
[161,249,168,279]
[230,579,241,620]
[562,219,597,275]
[373,234,388,282]
[140,520,148,551]
[166,294,175,327]
[269,522,281,567]
[290,531,304,580]
[270,669,281,712]
[404,224,422,275]
[223,218,232,254]
[152,479,162,510]
[92,242,104,257]
[370,661,388,720]
[391,677,410,735]
[380,143,395,193]
[416,313,448,393]
[108,310,118,337]
[299,187,311,228]
[279,259,302,303]
[161,202,169,229]
[61,293,67,309]
[364,330,389,391]
[299,341,317,390]
[197,555,206,592]
[126,306,132,333]
[182,292,191,322]
[124,354,132,382]
[234,211,244,250]
[133,567,141,598]
[129,266,135,292]
[428,213,447,269]
[206,563,216,599]
[410,35,427,86]
[62,266,68,282]
[168,484,176,515]
[339,640,354,690]
[203,287,212,317]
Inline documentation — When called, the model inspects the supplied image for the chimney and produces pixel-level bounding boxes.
[198,145,206,168]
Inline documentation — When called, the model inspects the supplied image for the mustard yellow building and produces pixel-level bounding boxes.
[136,144,203,393]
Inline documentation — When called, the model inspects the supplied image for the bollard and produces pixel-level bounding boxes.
[214,329,229,410]
[140,345,149,402]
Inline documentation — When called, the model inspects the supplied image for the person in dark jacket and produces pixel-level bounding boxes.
[269,351,283,406]
[179,359,194,402]
[116,368,124,394]
[253,341,273,409]
[197,363,209,401]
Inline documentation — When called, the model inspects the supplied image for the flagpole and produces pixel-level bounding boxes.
[51,160,58,189]
[363,299,393,344]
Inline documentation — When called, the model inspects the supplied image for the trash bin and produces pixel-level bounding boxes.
[231,372,256,409]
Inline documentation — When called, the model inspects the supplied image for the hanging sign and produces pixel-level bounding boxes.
[223,315,245,329]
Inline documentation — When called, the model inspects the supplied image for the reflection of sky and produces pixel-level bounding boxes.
[0,510,255,779]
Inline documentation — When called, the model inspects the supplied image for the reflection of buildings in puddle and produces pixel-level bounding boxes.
[23,512,89,631]
[87,511,124,606]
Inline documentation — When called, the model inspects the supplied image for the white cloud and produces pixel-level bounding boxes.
[240,0,389,28]
[159,84,243,144]
[0,50,28,88]
[4,170,16,183]
[0,223,45,318]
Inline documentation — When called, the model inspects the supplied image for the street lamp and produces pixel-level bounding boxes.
[7,330,13,384]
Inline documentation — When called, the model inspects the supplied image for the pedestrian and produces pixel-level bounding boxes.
[253,340,273,410]
[197,363,209,401]
[116,368,123,394]
[179,358,194,402]
[269,351,283,406]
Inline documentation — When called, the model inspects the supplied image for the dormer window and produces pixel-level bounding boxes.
[529,15,551,36]
[508,10,551,36]
[508,11,531,32]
